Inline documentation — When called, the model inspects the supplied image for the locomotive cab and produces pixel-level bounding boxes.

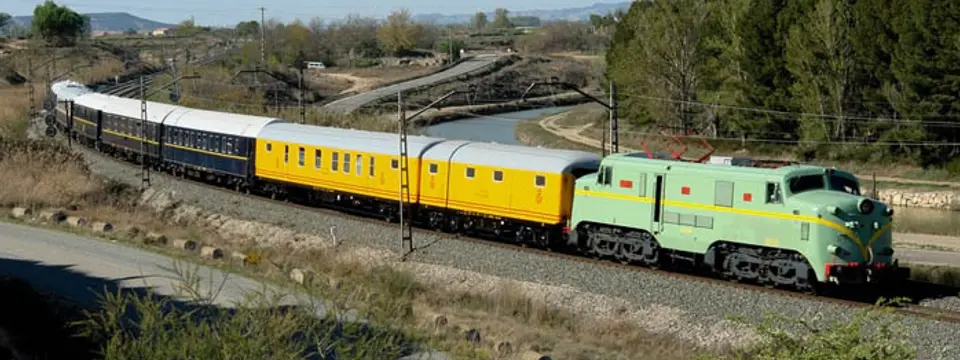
[782,168,908,285]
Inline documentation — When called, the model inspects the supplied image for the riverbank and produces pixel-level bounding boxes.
[518,105,960,212]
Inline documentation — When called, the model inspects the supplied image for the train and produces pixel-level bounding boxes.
[48,80,909,294]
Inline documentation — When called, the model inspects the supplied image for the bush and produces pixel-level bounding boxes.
[706,300,916,360]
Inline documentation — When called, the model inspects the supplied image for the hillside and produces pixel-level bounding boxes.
[11,12,174,33]
[413,1,630,24]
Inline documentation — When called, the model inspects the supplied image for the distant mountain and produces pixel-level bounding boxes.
[413,1,632,25]
[10,12,175,33]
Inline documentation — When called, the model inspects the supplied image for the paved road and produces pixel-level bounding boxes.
[897,249,960,266]
[322,53,502,113]
[0,221,450,360]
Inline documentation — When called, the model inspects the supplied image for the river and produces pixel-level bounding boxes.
[425,105,960,238]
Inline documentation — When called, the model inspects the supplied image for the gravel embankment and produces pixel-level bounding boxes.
[74,146,960,359]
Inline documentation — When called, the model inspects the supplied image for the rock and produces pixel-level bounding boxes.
[38,209,66,223]
[90,221,113,233]
[230,251,248,264]
[65,215,87,227]
[144,232,167,245]
[10,207,30,219]
[289,268,314,285]
[519,351,551,360]
[200,246,224,259]
[172,238,197,251]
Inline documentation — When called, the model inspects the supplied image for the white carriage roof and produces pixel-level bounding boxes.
[257,123,445,156]
[164,107,287,138]
[423,141,602,173]
[104,97,180,124]
[51,80,95,101]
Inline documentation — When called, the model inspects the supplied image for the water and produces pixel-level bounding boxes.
[422,106,573,145]
[428,105,960,238]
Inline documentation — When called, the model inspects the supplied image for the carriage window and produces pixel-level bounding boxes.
[429,163,438,174]
[465,167,475,178]
[535,175,546,187]
[356,155,363,175]
[298,147,305,166]
[494,170,503,182]
[369,156,375,176]
[766,182,783,204]
[332,152,339,171]
[344,153,351,173]
[226,138,233,153]
[391,159,399,169]
[283,145,289,164]
[266,143,272,152]
[315,149,322,169]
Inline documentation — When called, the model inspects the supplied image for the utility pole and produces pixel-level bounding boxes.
[299,65,305,124]
[139,76,150,190]
[27,56,35,119]
[397,86,475,260]
[520,80,619,156]
[259,7,266,67]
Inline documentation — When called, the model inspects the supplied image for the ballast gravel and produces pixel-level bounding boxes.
[75,146,960,359]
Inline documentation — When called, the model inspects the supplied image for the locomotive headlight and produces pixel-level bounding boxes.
[884,207,894,217]
[858,198,874,215]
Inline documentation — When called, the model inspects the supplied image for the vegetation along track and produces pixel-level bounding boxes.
[61,132,960,326]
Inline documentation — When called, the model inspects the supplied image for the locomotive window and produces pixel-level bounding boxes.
[298,147,305,167]
[429,163,438,174]
[356,155,363,175]
[788,175,823,195]
[466,167,475,179]
[315,149,322,169]
[766,182,783,204]
[597,166,613,185]
[535,175,545,187]
[828,175,861,195]
[332,152,339,171]
[369,156,375,176]
[494,170,504,182]
[715,181,734,207]
[391,159,399,170]
[284,145,289,164]
[344,153,351,173]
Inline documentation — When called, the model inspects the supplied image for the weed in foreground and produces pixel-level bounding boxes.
[706,299,918,360]
[72,260,426,360]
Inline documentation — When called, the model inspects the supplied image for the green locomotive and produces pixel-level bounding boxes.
[567,152,909,293]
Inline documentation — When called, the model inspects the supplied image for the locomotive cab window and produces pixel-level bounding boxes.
[597,166,613,185]
[766,182,783,204]
[465,167,475,179]
[493,170,504,182]
[535,175,546,188]
[429,163,438,174]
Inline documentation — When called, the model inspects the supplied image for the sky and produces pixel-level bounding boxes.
[7,0,616,27]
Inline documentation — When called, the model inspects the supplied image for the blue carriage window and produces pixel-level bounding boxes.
[344,153,351,174]
[226,138,234,154]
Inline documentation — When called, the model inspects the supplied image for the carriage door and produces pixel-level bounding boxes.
[651,173,665,234]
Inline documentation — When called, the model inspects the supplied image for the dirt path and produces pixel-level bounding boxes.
[318,72,377,95]
[538,112,960,188]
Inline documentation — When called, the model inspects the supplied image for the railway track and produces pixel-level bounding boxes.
[64,143,960,326]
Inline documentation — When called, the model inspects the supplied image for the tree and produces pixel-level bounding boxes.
[123,28,137,36]
[492,8,513,29]
[785,0,856,142]
[376,9,424,55]
[472,11,487,30]
[606,0,712,131]
[0,12,10,31]
[235,20,259,38]
[31,1,87,46]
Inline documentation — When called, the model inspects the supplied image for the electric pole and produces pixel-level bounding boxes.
[520,80,619,156]
[259,7,266,67]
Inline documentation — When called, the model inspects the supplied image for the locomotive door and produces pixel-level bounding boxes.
[651,173,665,235]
